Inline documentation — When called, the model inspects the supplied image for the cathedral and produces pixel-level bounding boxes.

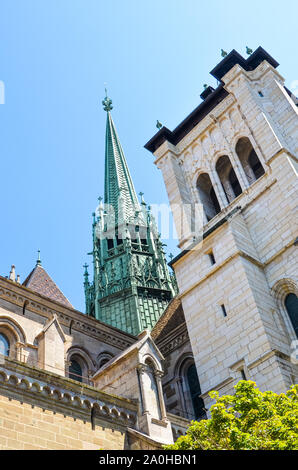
[0,46,297,450]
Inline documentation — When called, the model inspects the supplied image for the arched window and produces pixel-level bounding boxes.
[67,347,94,383]
[97,352,114,369]
[0,320,23,360]
[197,173,221,222]
[0,333,10,357]
[285,293,298,338]
[248,149,265,180]
[236,137,265,184]
[175,357,206,421]
[186,364,206,420]
[99,358,110,368]
[69,359,83,382]
[216,155,242,203]
[229,168,242,198]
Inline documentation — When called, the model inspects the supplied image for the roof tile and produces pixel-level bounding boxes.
[22,265,73,308]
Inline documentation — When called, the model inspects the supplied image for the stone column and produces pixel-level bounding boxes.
[230,149,250,189]
[137,364,149,415]
[155,370,167,421]
[14,342,24,362]
[210,169,228,208]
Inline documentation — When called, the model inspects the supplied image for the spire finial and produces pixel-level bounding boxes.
[139,191,146,205]
[83,263,89,275]
[102,85,113,112]
[36,249,42,266]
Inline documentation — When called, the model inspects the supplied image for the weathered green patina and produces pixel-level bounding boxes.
[84,94,177,335]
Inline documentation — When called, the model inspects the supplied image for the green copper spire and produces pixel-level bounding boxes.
[103,93,140,223]
[84,96,177,335]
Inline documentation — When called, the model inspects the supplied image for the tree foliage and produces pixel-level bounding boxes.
[165,381,298,450]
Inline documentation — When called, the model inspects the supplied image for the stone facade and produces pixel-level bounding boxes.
[0,359,130,450]
[152,298,195,419]
[1,46,296,450]
[0,273,188,449]
[146,47,298,412]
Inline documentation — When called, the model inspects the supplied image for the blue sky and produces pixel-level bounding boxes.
[0,0,297,311]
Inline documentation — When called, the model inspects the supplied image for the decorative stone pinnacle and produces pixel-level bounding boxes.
[83,263,89,275]
[102,88,113,112]
[9,265,16,281]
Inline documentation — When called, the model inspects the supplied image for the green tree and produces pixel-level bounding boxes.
[165,381,298,450]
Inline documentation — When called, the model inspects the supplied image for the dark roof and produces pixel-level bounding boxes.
[23,264,73,308]
[200,85,215,101]
[144,85,228,153]
[151,296,185,342]
[144,47,279,154]
[210,46,278,81]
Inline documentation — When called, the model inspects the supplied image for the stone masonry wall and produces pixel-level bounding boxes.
[153,57,298,409]
[0,393,125,450]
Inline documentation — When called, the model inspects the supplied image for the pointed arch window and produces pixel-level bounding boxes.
[285,293,298,338]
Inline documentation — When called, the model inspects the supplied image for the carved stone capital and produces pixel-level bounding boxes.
[154,370,164,379]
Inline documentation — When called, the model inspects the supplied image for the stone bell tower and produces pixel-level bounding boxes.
[84,93,176,336]
[145,47,298,410]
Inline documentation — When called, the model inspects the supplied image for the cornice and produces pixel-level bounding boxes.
[0,357,137,428]
[0,277,136,350]
[157,323,189,356]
